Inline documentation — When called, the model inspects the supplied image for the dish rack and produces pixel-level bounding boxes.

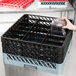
[1,14,73,74]
[38,0,68,8]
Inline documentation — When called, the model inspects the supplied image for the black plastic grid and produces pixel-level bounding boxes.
[1,14,73,64]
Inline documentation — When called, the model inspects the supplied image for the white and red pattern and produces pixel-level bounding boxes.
[0,0,34,9]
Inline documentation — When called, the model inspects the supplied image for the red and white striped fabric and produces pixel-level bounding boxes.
[0,0,34,9]
[39,0,68,2]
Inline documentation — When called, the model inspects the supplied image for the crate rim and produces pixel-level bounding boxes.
[1,35,68,48]
[1,14,73,49]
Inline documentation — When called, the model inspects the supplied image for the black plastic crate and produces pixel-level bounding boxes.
[1,14,73,64]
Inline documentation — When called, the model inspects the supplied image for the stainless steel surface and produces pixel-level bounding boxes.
[74,9,76,25]
[0,0,74,24]
[0,1,76,76]
[0,0,74,13]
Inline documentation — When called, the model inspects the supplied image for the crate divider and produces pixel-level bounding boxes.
[22,20,39,40]
[41,29,50,44]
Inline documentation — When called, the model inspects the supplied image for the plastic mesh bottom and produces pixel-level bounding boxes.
[3,41,71,74]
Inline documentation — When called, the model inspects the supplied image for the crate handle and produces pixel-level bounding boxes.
[24,64,37,70]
